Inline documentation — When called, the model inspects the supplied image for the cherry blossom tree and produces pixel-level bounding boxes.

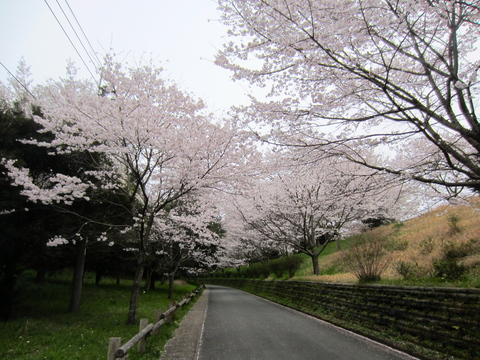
[227,153,407,275]
[220,208,290,265]
[150,192,223,299]
[0,73,128,318]
[3,57,258,324]
[216,0,480,192]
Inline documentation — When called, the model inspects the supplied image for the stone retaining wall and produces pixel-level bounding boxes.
[204,279,480,359]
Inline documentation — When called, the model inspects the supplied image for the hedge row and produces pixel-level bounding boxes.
[211,255,303,279]
[203,279,480,360]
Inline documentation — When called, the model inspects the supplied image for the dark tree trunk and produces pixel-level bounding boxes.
[69,238,87,313]
[0,259,17,321]
[149,271,156,290]
[127,253,145,325]
[168,273,175,300]
[144,266,152,291]
[95,268,104,286]
[311,255,320,276]
[35,265,47,284]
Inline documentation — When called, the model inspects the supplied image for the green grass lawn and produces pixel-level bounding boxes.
[0,271,198,359]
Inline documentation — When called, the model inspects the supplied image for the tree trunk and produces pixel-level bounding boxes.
[95,268,104,286]
[127,255,145,325]
[116,271,121,285]
[311,255,320,276]
[69,238,87,313]
[168,273,175,300]
[144,266,152,291]
[0,259,17,321]
[149,271,156,290]
[35,265,47,284]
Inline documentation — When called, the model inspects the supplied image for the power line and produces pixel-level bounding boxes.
[55,0,102,71]
[64,0,102,69]
[0,61,37,100]
[44,0,98,85]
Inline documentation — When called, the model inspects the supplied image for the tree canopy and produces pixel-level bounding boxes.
[216,0,480,191]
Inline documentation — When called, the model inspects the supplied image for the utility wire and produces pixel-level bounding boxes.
[0,61,38,100]
[55,0,101,71]
[44,0,98,85]
[64,0,102,68]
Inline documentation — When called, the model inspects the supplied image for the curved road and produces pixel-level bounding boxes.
[198,285,417,360]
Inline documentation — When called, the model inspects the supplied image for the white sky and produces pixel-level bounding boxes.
[0,0,252,113]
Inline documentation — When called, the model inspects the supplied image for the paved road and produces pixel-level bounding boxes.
[197,285,417,360]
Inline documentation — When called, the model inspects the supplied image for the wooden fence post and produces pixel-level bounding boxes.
[155,308,163,323]
[108,337,121,360]
[153,309,163,335]
[167,301,178,322]
[138,318,149,354]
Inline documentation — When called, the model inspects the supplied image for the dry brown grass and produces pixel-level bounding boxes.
[295,197,480,282]
[297,273,358,283]
[385,197,480,278]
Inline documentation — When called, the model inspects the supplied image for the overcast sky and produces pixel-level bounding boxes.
[0,0,251,113]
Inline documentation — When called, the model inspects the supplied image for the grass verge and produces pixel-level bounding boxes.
[0,271,198,359]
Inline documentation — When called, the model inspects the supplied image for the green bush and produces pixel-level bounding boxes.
[433,258,467,280]
[268,258,285,278]
[395,261,419,280]
[283,255,303,278]
[432,240,476,280]
[244,262,270,279]
[267,255,304,279]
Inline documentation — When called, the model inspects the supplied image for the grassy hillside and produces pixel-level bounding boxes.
[294,197,480,287]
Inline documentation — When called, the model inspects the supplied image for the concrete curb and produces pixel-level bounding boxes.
[160,288,210,360]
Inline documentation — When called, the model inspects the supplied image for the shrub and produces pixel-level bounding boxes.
[268,255,303,279]
[420,238,435,255]
[431,240,479,281]
[268,258,285,278]
[283,255,303,278]
[433,258,467,280]
[395,261,419,280]
[448,214,462,234]
[245,262,270,279]
[342,233,390,283]
[361,216,395,229]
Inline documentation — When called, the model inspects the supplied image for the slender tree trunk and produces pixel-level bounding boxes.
[144,266,152,291]
[168,272,175,300]
[69,238,87,313]
[149,271,156,290]
[116,270,121,285]
[127,253,145,325]
[311,254,320,276]
[0,259,17,321]
[35,265,47,284]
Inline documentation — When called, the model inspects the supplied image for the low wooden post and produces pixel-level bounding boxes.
[155,308,163,323]
[108,337,121,360]
[138,318,149,354]
[167,301,178,322]
[153,309,163,335]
